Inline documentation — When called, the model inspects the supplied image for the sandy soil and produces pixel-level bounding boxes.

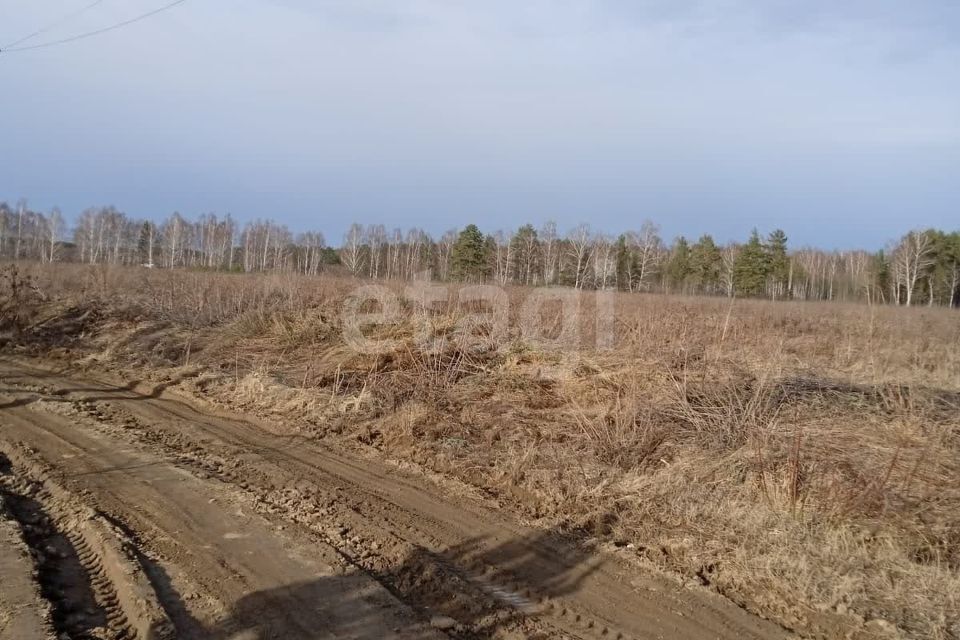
[0,356,789,640]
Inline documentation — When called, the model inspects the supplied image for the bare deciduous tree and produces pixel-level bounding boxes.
[46,208,64,263]
[342,223,366,276]
[892,230,935,307]
[721,244,740,298]
[540,221,559,286]
[624,221,663,292]
[566,223,592,289]
[492,230,512,286]
[591,233,615,290]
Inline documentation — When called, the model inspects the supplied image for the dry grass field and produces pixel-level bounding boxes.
[3,262,959,639]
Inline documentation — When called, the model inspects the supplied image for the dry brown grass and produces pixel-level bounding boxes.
[4,262,960,639]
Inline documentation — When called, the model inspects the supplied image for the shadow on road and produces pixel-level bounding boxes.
[0,453,111,638]
[0,394,39,409]
[0,369,366,463]
[0,360,188,404]
[148,522,605,640]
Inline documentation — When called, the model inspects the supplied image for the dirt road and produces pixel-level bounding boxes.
[0,498,52,640]
[0,356,789,640]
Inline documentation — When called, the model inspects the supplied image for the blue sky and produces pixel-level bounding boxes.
[2,0,958,248]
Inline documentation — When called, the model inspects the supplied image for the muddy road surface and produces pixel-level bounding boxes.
[0,356,788,640]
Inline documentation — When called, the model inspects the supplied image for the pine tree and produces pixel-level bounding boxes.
[320,247,341,265]
[137,221,156,266]
[665,236,691,292]
[450,224,489,282]
[927,230,960,306]
[766,229,790,299]
[483,234,498,280]
[869,250,890,304]
[948,232,960,308]
[733,229,770,297]
[510,224,540,285]
[689,234,721,294]
[614,234,630,291]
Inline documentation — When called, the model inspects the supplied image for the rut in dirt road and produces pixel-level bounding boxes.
[0,357,790,640]
[0,448,175,640]
[157,527,602,640]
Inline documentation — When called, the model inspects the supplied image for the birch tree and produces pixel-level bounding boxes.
[893,230,935,307]
[566,223,592,289]
[341,223,365,276]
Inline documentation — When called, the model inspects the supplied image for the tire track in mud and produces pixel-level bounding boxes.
[54,397,581,639]
[0,443,173,640]
[8,381,631,639]
[0,371,452,640]
[0,357,789,640]
[71,398,649,640]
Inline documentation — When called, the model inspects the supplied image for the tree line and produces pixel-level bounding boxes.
[1,200,957,307]
[0,201,337,275]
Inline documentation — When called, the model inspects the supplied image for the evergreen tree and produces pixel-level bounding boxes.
[948,232,960,308]
[689,234,721,294]
[614,234,630,291]
[510,224,540,284]
[483,234,498,280]
[137,221,156,265]
[733,229,770,297]
[766,229,789,299]
[869,250,891,304]
[927,230,960,306]
[320,247,341,265]
[665,236,691,292]
[450,224,489,281]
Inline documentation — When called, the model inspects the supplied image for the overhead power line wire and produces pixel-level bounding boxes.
[3,0,108,50]
[0,0,188,53]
